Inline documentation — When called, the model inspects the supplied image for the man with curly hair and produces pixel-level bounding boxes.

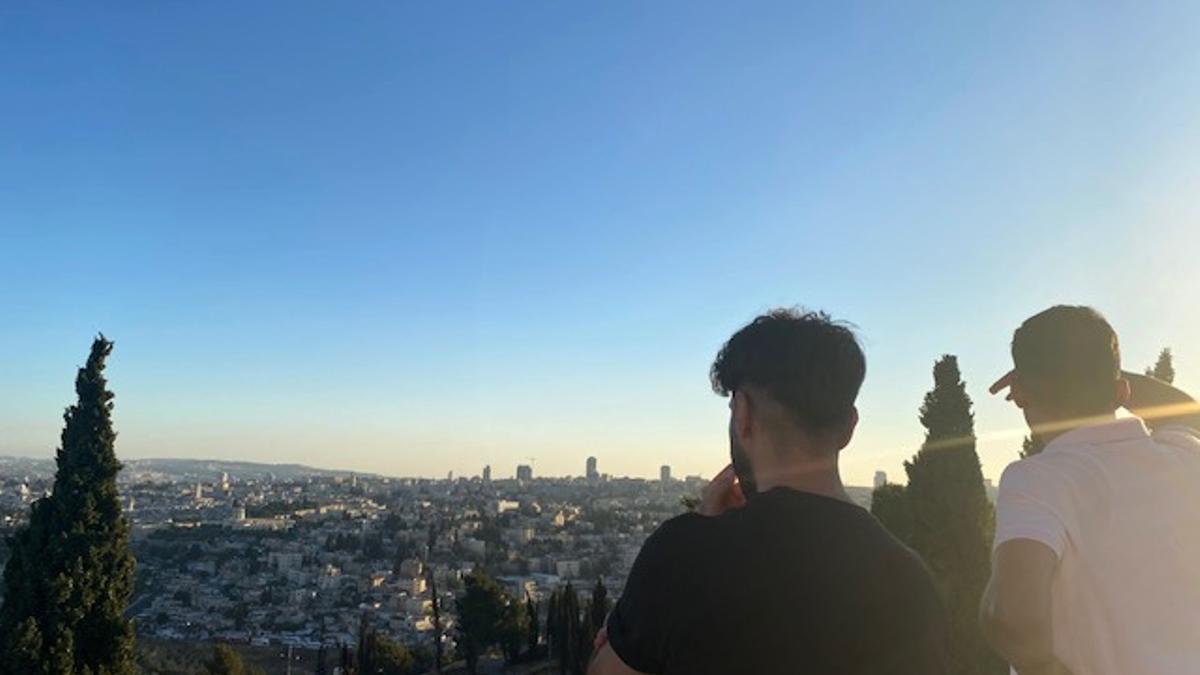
[588,308,949,675]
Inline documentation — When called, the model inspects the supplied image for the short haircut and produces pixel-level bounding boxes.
[710,308,865,435]
[1012,305,1121,414]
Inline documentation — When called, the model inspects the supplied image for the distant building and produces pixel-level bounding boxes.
[482,465,492,482]
[586,456,598,481]
[660,465,672,482]
[268,552,303,572]
[495,499,521,514]
[461,537,487,557]
[516,464,533,481]
[193,482,204,502]
[874,471,888,488]
[555,560,583,578]
[399,558,424,578]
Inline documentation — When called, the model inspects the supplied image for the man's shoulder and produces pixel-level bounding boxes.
[998,452,1069,488]
[643,511,711,551]
[1152,424,1200,451]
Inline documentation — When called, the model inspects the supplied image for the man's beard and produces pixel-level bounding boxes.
[730,432,759,499]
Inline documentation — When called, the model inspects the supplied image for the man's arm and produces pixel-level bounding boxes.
[1122,371,1200,431]
[979,539,1074,675]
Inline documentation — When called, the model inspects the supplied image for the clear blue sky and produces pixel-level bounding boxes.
[3,3,1199,484]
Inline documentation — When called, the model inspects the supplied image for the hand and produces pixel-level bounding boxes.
[697,465,746,517]
[593,626,608,651]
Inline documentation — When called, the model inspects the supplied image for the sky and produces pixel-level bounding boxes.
[3,2,1200,485]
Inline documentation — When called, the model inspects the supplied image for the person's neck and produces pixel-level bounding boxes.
[1031,410,1119,446]
[755,459,850,503]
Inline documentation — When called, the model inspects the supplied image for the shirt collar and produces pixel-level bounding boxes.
[1043,417,1151,453]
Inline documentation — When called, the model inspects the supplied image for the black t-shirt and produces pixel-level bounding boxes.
[606,487,949,675]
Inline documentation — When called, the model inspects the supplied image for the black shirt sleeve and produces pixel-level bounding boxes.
[606,514,699,674]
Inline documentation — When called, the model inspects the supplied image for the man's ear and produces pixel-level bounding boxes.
[834,407,859,451]
[1114,377,1131,409]
[1010,381,1029,409]
[733,391,754,443]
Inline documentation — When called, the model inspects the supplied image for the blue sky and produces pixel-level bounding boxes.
[3,2,1200,484]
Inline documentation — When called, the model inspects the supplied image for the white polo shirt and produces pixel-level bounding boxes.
[994,417,1200,674]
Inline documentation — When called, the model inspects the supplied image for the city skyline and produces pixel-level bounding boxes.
[5,3,1200,485]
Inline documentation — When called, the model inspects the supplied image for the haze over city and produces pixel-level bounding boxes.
[4,2,1200,485]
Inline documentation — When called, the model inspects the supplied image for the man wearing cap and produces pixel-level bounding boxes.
[981,305,1200,675]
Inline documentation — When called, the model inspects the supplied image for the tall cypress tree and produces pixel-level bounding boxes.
[588,579,608,635]
[903,355,1001,675]
[545,590,560,661]
[425,524,443,674]
[0,336,136,674]
[556,584,579,675]
[525,592,540,656]
[1146,347,1176,384]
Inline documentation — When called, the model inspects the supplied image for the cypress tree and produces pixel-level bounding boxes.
[357,613,374,675]
[1146,347,1176,384]
[425,524,444,674]
[589,579,608,635]
[545,590,560,661]
[427,570,443,673]
[869,483,913,546]
[315,643,328,675]
[573,603,590,675]
[526,592,540,656]
[903,355,1002,675]
[556,584,579,675]
[0,336,136,674]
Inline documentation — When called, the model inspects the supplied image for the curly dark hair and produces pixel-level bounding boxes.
[711,308,865,434]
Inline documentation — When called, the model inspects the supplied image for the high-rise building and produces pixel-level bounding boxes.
[194,482,204,501]
[516,464,533,481]
[586,456,598,481]
[874,471,888,488]
[660,465,672,482]
[482,465,492,482]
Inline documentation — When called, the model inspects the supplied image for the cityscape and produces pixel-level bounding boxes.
[0,454,878,673]
[6,3,1198,673]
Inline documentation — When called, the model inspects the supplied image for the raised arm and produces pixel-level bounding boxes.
[1121,371,1200,431]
